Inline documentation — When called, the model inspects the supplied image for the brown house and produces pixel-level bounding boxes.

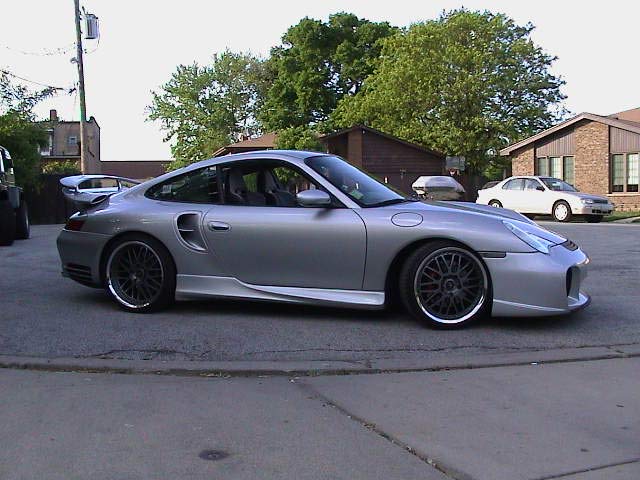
[500,108,640,211]
[319,125,445,194]
[212,132,277,157]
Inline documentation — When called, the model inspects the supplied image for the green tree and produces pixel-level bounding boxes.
[332,9,567,174]
[148,51,271,169]
[274,125,323,151]
[0,72,52,189]
[259,12,397,131]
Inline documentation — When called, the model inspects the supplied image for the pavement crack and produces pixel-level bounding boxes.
[78,348,196,360]
[531,457,640,479]
[294,380,475,480]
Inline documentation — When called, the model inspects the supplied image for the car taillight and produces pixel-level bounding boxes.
[65,218,85,231]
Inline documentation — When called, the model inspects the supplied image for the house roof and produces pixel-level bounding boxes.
[212,132,277,157]
[609,107,640,123]
[499,112,640,156]
[319,124,445,158]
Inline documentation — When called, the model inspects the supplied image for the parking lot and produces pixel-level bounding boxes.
[1,222,638,365]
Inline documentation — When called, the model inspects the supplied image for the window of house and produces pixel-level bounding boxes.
[536,157,548,176]
[146,166,219,203]
[40,131,53,156]
[549,157,562,178]
[563,157,574,186]
[67,136,78,146]
[627,153,639,192]
[535,155,575,185]
[611,153,639,193]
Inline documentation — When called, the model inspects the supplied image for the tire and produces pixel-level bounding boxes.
[552,201,572,222]
[15,200,30,240]
[0,200,16,246]
[586,215,603,223]
[399,241,491,329]
[103,234,176,313]
[488,200,502,208]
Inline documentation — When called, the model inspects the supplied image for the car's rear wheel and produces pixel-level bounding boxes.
[586,215,603,223]
[553,201,572,222]
[0,200,16,246]
[399,242,490,329]
[488,200,502,208]
[15,200,29,240]
[104,234,175,312]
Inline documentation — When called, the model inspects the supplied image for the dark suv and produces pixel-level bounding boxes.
[0,146,29,245]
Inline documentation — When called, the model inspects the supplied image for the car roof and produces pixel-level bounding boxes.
[187,149,326,170]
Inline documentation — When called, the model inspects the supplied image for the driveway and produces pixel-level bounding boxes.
[0,222,638,364]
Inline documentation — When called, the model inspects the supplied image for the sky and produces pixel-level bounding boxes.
[1,0,639,161]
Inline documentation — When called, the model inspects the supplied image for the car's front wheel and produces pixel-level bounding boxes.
[488,200,502,208]
[399,242,491,328]
[553,201,572,222]
[104,234,176,313]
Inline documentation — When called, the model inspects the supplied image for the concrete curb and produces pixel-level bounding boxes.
[610,216,640,224]
[1,345,638,377]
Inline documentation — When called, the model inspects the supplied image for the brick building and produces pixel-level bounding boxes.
[39,110,169,180]
[40,109,101,173]
[319,125,445,194]
[500,108,640,211]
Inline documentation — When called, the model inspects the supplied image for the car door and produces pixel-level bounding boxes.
[202,160,367,290]
[521,178,547,213]
[499,178,525,210]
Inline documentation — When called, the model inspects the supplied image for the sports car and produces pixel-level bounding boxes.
[57,150,590,328]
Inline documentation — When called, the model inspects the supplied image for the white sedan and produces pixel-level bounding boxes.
[476,176,614,222]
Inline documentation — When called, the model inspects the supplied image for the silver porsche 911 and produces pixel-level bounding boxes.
[57,150,590,328]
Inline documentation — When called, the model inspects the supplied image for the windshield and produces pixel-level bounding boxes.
[306,155,413,207]
[541,177,577,192]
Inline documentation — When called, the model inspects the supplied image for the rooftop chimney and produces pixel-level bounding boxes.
[50,109,58,122]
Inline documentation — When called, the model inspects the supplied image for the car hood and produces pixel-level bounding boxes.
[392,200,533,223]
[386,200,566,244]
[562,192,609,202]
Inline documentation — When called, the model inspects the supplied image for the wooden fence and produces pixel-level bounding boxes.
[24,174,77,225]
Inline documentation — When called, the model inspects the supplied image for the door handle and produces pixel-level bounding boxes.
[207,221,230,232]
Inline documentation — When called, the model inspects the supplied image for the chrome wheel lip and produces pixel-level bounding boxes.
[106,241,164,309]
[413,247,488,324]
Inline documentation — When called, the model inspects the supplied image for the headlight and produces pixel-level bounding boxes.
[503,221,557,254]
[581,198,594,205]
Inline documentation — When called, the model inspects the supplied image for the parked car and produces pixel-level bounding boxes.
[0,146,29,246]
[477,176,614,222]
[411,175,465,201]
[61,174,140,212]
[57,151,590,328]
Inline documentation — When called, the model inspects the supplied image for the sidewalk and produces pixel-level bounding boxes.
[1,356,638,480]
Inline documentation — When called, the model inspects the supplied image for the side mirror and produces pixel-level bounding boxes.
[296,189,331,207]
[536,186,545,191]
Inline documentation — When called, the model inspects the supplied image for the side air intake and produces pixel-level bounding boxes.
[176,213,207,252]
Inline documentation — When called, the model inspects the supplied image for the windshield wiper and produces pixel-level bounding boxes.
[369,198,419,207]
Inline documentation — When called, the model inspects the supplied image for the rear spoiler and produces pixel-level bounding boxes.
[60,175,140,210]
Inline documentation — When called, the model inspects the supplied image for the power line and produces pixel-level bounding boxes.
[0,42,76,57]
[0,68,74,92]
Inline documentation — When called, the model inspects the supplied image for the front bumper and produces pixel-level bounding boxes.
[485,243,590,317]
[572,203,613,215]
[57,228,111,287]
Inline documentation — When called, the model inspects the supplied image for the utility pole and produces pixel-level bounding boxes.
[73,0,89,173]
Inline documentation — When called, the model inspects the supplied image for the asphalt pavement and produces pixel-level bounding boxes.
[0,223,638,364]
[1,222,639,480]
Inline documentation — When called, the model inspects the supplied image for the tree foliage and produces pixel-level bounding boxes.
[0,72,51,189]
[275,125,323,152]
[332,9,566,173]
[259,12,397,131]
[148,51,272,169]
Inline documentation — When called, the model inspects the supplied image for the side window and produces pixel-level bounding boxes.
[524,179,542,191]
[503,178,524,190]
[79,178,118,190]
[271,166,318,195]
[119,179,139,189]
[146,166,219,203]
